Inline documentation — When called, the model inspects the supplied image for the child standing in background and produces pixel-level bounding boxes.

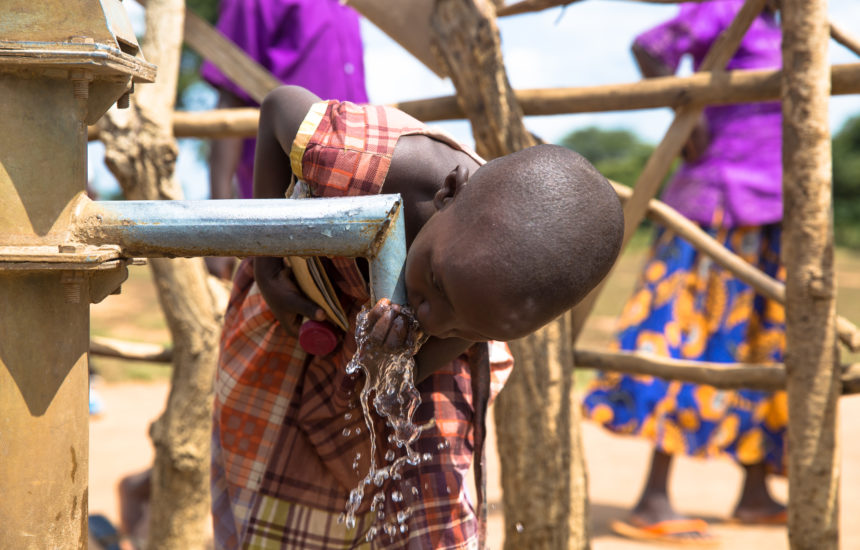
[583,1,788,544]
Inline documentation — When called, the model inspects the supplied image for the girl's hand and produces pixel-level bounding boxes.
[357,299,422,383]
[254,256,325,336]
[365,299,412,352]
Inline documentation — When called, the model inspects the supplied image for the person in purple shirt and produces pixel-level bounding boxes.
[583,1,788,544]
[201,0,369,279]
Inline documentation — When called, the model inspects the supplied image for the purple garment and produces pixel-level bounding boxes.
[201,0,369,198]
[635,1,782,227]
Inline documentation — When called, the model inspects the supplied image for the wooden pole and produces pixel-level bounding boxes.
[429,1,587,547]
[830,21,860,58]
[85,63,860,140]
[182,9,279,104]
[394,63,860,122]
[498,0,710,18]
[87,337,860,396]
[575,349,786,390]
[610,183,860,352]
[782,1,841,548]
[568,0,768,343]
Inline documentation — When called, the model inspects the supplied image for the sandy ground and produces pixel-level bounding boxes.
[88,380,860,549]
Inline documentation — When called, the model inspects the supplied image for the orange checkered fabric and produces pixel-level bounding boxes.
[212,100,512,549]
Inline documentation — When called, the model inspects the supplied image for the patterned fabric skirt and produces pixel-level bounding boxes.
[582,223,788,474]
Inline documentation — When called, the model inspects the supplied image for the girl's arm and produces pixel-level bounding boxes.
[253,86,327,331]
[632,43,709,162]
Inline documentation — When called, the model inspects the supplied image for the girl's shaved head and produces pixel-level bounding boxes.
[447,144,624,335]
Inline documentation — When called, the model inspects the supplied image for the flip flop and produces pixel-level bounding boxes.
[610,517,719,546]
[727,508,787,526]
[88,514,122,550]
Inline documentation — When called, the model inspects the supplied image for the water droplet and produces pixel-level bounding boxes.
[515,522,524,533]
[365,526,377,541]
[371,492,385,511]
[346,516,356,529]
[341,305,427,532]
[342,428,351,437]
[384,523,397,538]
[411,486,420,497]
[391,491,402,503]
[437,441,448,450]
[422,453,432,462]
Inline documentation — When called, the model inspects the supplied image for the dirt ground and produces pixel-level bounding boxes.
[87,255,860,548]
[88,380,860,549]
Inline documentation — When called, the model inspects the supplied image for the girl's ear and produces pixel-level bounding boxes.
[433,165,469,211]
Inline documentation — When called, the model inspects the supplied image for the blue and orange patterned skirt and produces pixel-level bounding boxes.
[582,223,787,474]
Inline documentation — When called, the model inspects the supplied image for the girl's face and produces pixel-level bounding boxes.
[403,163,530,342]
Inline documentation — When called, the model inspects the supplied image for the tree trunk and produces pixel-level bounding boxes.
[430,0,535,160]
[430,1,589,548]
[496,314,589,549]
[98,0,221,548]
[781,0,841,548]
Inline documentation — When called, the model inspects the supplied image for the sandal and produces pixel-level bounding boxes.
[611,517,719,546]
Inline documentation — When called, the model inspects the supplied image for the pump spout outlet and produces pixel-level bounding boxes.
[75,194,408,304]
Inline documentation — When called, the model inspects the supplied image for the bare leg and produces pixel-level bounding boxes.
[631,449,680,523]
[732,461,786,523]
[619,448,713,541]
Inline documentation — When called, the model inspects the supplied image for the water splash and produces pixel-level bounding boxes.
[343,305,430,541]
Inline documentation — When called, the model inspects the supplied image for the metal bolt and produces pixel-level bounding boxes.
[61,272,85,304]
[73,80,89,100]
[58,243,80,254]
[117,83,135,109]
[69,70,93,101]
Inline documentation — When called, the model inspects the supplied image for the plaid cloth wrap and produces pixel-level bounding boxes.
[213,100,512,549]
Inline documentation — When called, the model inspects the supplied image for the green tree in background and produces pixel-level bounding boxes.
[560,126,656,187]
[177,0,220,108]
[562,121,860,247]
[833,114,860,248]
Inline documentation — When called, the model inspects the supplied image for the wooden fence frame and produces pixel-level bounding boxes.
[91,1,858,547]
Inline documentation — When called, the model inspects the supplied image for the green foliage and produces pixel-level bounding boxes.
[561,119,860,248]
[176,0,220,109]
[833,114,860,247]
[559,126,658,187]
[187,0,219,23]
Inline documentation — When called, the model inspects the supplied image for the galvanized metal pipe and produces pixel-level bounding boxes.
[77,195,408,304]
